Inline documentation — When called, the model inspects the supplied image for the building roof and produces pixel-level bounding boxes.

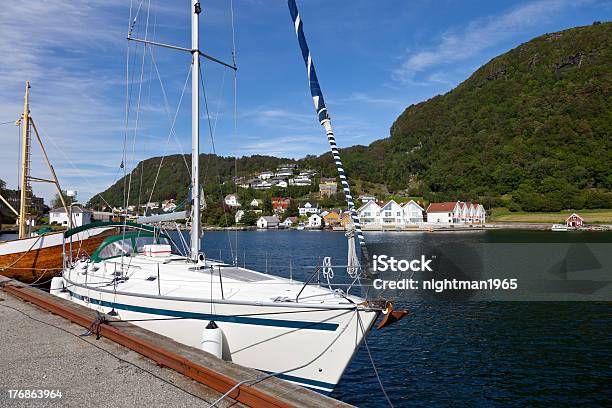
[426,202,458,212]
[566,213,584,221]
[259,215,279,223]
[50,206,92,214]
[401,200,425,210]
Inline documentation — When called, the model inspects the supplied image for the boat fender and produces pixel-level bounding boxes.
[50,277,70,300]
[201,321,223,359]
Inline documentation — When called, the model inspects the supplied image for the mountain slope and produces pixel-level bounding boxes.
[90,23,612,211]
[385,22,612,210]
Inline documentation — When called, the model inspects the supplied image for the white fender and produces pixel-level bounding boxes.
[50,277,69,300]
[201,321,223,359]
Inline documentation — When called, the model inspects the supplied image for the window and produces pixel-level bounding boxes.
[135,236,171,253]
[98,239,132,260]
[397,212,401,216]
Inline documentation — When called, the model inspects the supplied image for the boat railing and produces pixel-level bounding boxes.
[204,248,363,296]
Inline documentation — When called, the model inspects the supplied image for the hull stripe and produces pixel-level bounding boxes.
[68,291,339,331]
[261,370,336,392]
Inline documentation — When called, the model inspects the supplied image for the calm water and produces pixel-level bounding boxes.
[200,230,611,407]
[2,229,609,406]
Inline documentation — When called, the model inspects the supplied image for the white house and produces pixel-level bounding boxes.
[402,200,425,223]
[307,213,323,229]
[224,194,240,207]
[359,195,376,203]
[426,202,457,224]
[235,210,245,224]
[276,180,288,188]
[289,176,311,186]
[257,215,279,229]
[49,206,93,227]
[426,202,486,224]
[379,200,404,225]
[282,216,298,228]
[357,200,381,225]
[258,171,274,180]
[253,180,272,190]
[250,199,263,208]
[275,169,293,178]
[357,200,424,227]
[298,202,319,216]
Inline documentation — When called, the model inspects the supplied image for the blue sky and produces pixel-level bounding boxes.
[0,0,609,204]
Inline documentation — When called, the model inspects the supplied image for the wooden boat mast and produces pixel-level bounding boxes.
[13,81,71,238]
[18,81,31,239]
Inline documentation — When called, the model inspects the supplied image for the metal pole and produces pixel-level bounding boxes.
[190,1,201,262]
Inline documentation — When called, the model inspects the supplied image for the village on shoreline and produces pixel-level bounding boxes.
[2,163,611,235]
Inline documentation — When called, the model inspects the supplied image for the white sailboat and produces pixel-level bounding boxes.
[54,0,405,393]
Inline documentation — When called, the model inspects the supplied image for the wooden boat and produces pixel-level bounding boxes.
[0,224,115,283]
[0,83,114,283]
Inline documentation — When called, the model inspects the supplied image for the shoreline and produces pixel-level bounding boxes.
[196,223,612,232]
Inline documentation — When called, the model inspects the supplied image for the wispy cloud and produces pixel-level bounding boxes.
[331,92,403,106]
[237,135,326,157]
[393,0,589,84]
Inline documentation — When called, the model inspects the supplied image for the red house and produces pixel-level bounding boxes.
[271,197,290,213]
[565,213,584,228]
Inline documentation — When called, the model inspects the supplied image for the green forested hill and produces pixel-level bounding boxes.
[90,23,612,212]
[385,22,612,210]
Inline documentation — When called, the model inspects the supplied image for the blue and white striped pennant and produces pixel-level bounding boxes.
[288,0,366,247]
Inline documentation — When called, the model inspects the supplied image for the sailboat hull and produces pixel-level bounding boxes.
[0,228,114,283]
[62,281,379,393]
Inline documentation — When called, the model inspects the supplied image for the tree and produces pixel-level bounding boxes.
[286,200,299,217]
[51,191,74,208]
[263,198,273,215]
[241,211,257,226]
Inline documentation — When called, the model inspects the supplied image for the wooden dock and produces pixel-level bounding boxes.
[0,276,353,407]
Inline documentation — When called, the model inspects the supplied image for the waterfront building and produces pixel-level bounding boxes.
[357,200,382,225]
[307,213,323,228]
[322,211,341,228]
[49,206,93,227]
[402,200,425,223]
[426,201,485,224]
[566,213,584,228]
[282,216,298,228]
[256,215,279,229]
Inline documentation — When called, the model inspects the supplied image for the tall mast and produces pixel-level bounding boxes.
[190,1,201,261]
[18,81,31,239]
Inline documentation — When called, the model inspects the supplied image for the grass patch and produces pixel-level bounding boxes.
[488,208,612,224]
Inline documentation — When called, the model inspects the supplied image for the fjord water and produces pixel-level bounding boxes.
[201,230,611,407]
